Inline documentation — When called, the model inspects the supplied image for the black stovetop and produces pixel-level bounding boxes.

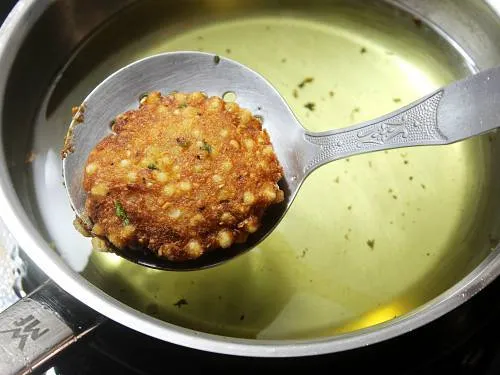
[38,273,500,375]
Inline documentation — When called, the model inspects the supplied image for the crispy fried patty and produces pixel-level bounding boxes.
[82,91,284,261]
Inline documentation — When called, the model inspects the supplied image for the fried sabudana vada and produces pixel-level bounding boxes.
[80,91,284,261]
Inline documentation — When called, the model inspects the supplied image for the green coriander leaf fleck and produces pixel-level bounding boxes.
[200,140,212,153]
[114,201,130,225]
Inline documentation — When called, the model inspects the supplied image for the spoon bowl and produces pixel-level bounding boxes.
[62,51,500,271]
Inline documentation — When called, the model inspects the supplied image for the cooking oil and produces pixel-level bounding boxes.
[32,0,500,340]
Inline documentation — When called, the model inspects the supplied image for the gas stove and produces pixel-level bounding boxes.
[40,275,500,374]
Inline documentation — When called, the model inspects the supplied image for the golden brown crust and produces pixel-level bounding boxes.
[82,91,284,261]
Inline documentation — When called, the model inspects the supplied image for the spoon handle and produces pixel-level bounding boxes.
[303,65,500,174]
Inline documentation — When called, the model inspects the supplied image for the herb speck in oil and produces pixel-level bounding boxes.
[350,107,360,120]
[304,102,316,111]
[298,77,314,89]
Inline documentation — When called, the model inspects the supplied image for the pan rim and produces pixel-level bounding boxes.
[0,0,500,358]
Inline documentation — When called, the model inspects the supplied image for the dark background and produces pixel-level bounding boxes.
[0,0,18,22]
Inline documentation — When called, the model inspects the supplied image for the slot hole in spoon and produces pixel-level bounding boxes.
[109,118,116,133]
[222,91,237,102]
[138,92,150,103]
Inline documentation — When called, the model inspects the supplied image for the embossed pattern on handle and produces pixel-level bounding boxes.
[304,90,446,172]
[0,298,73,375]
[0,279,103,375]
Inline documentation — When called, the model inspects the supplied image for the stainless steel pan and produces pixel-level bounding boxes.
[1,0,500,373]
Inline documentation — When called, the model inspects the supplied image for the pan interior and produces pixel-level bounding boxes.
[28,0,500,340]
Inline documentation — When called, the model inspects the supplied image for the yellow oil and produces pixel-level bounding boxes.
[39,1,500,340]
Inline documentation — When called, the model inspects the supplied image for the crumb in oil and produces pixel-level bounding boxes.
[304,102,316,111]
[366,239,375,250]
[174,299,188,308]
[297,248,309,259]
[25,151,37,164]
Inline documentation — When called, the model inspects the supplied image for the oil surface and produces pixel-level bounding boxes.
[31,1,499,340]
